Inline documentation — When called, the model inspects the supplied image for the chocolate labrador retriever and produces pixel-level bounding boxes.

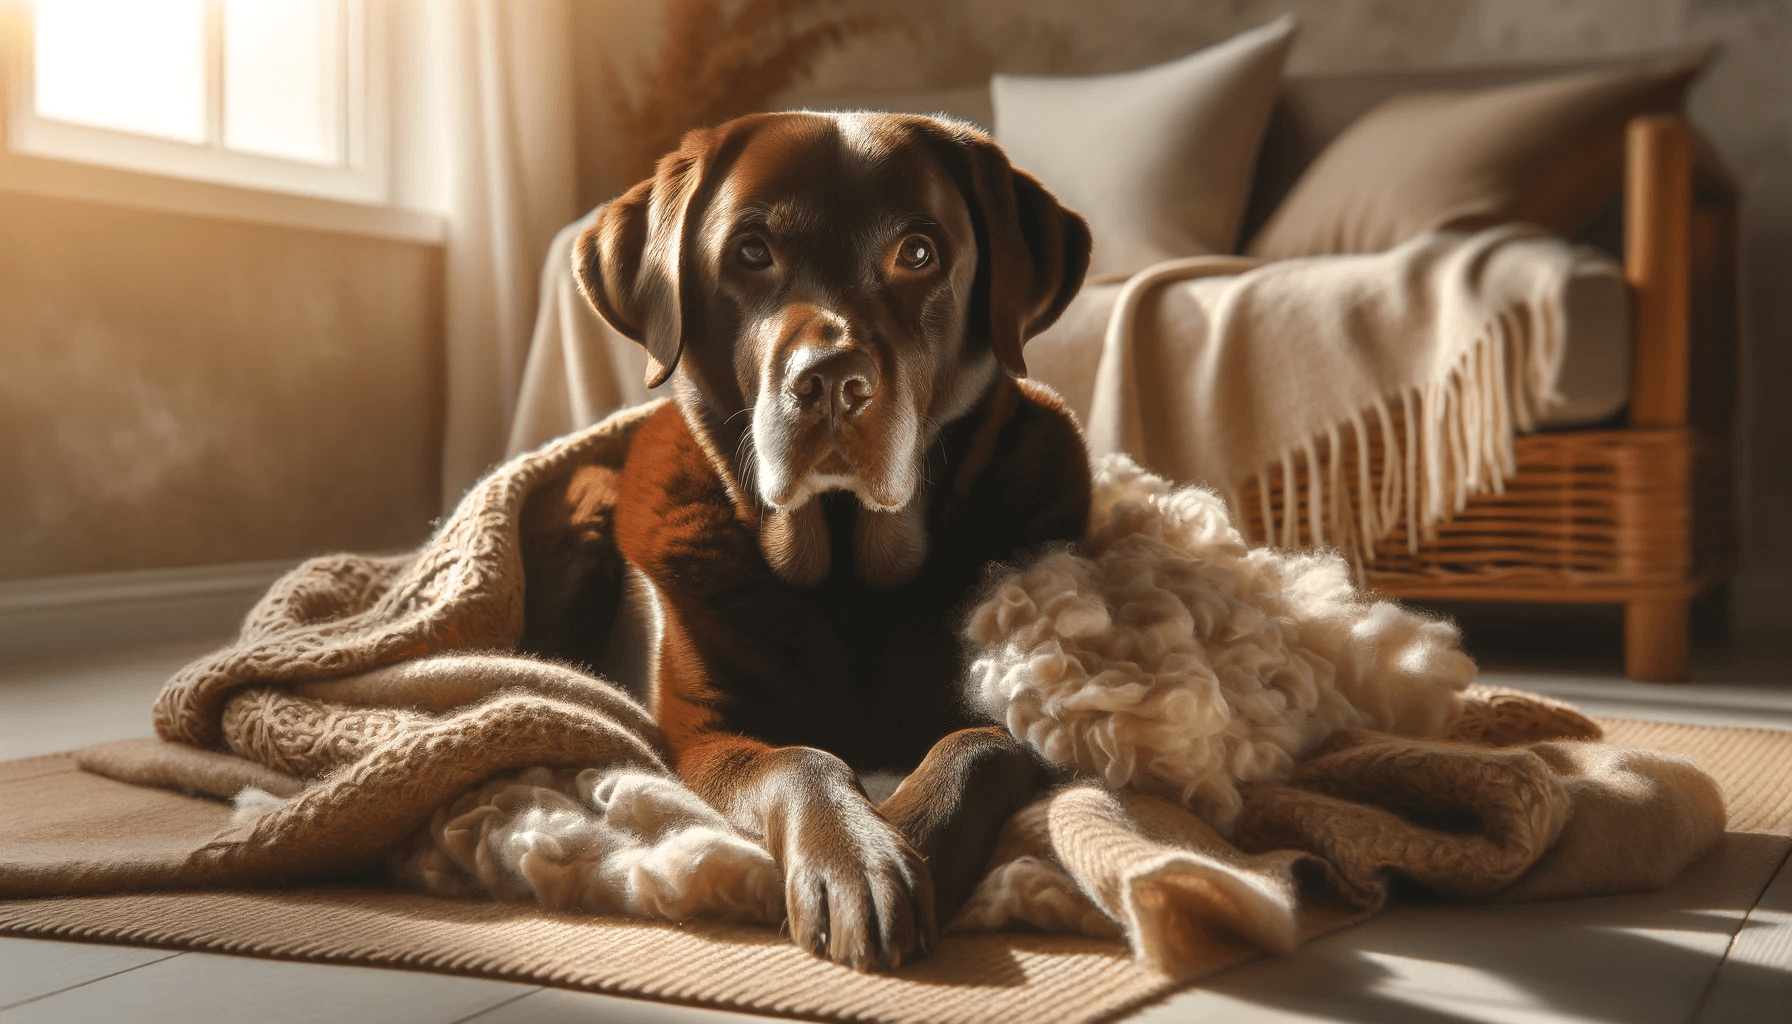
[527,111,1092,970]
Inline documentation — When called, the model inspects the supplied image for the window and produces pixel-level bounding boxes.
[5,0,388,206]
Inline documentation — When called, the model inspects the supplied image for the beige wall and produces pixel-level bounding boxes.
[0,192,443,581]
[576,0,1790,594]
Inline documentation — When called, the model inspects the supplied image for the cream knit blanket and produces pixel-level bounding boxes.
[63,402,1723,980]
[1028,225,1585,564]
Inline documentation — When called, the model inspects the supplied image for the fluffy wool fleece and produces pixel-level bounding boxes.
[232,754,784,926]
[384,765,782,923]
[965,453,1476,832]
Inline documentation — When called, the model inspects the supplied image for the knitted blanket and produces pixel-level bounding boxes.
[44,400,1726,980]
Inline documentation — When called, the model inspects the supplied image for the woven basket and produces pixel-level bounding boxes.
[1236,427,1731,603]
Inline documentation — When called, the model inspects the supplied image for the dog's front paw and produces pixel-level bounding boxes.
[783,798,936,971]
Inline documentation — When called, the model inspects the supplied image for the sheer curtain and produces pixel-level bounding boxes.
[427,0,580,508]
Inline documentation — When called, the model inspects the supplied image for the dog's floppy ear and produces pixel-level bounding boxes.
[952,132,1092,378]
[573,144,711,390]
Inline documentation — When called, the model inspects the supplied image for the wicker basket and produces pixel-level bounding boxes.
[1236,427,1732,604]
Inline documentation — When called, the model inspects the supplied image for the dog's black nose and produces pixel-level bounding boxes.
[787,347,878,418]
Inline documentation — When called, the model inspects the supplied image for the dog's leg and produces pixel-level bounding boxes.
[878,726,1054,926]
[678,735,935,970]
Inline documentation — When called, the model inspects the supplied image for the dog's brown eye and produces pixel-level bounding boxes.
[897,237,932,270]
[737,238,772,270]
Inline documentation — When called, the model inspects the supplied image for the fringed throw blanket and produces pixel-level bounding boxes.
[21,401,1726,981]
[1026,225,1596,565]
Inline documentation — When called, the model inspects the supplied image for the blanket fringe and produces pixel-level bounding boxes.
[1236,289,1566,572]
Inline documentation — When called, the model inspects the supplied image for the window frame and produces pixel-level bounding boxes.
[0,0,443,243]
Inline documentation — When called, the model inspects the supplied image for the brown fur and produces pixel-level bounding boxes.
[566,112,1093,970]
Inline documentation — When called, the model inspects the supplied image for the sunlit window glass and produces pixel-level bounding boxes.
[32,0,209,144]
[222,0,345,166]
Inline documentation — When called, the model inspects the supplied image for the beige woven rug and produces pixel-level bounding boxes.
[3,717,1789,1024]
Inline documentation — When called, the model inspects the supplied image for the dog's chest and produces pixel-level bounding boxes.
[614,409,989,770]
[652,507,986,769]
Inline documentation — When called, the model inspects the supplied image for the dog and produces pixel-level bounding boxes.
[521,111,1093,971]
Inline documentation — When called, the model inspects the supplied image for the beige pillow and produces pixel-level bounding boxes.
[1248,57,1706,260]
[993,17,1296,278]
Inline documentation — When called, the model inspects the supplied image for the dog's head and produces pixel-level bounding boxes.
[577,112,1089,585]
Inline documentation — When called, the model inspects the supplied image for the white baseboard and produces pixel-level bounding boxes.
[0,559,297,665]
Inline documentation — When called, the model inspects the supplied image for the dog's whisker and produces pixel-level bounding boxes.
[921,414,950,468]
[735,431,759,499]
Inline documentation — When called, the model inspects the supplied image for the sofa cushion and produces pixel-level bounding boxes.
[1237,46,1714,246]
[1247,53,1707,260]
[992,17,1296,278]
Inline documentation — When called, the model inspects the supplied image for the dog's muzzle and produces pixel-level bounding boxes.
[751,319,918,513]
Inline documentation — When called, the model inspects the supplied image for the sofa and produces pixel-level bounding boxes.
[1236,59,1741,684]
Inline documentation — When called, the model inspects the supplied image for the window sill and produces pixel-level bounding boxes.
[0,147,445,246]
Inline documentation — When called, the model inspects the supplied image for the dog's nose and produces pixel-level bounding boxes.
[787,347,878,418]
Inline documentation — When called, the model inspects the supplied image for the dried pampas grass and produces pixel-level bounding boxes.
[602,0,884,185]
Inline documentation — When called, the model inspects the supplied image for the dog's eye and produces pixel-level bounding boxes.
[897,237,933,270]
[737,238,773,270]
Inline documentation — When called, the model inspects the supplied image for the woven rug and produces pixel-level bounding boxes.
[3,718,1789,1024]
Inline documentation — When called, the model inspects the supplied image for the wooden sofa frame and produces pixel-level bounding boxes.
[1362,115,1741,681]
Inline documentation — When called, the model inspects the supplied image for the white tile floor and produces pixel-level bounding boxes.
[3,623,1790,1024]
